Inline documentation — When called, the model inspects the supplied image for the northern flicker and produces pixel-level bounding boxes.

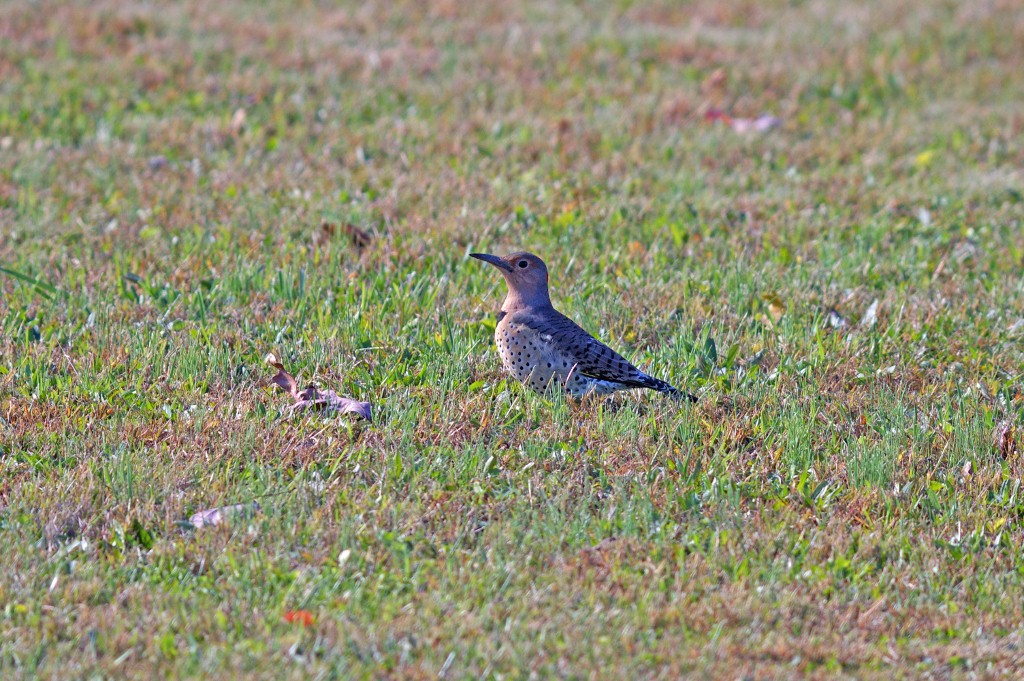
[471,251,695,400]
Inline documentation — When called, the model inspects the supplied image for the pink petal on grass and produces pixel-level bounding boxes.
[189,502,260,529]
[705,108,782,134]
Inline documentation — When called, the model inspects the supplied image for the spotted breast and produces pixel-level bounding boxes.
[495,309,661,397]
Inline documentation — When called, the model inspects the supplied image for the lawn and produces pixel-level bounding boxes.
[2,0,1024,678]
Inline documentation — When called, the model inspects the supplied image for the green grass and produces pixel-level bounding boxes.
[2,0,1024,677]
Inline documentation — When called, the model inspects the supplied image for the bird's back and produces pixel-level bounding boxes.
[495,305,681,396]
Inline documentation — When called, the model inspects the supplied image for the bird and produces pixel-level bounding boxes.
[470,251,696,401]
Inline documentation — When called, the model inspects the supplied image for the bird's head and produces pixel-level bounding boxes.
[470,251,551,308]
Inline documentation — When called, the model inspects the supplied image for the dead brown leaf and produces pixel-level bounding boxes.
[265,353,372,421]
[996,421,1017,459]
[288,386,373,420]
[315,222,374,251]
[315,222,376,250]
[314,221,336,246]
[343,222,374,251]
[269,358,298,395]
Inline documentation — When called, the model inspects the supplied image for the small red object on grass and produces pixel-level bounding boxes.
[284,610,315,626]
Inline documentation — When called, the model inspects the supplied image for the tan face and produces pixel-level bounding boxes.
[471,251,549,292]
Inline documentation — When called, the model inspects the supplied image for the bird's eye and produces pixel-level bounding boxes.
[517,260,529,269]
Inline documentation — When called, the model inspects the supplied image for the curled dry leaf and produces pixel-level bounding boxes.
[264,353,372,421]
[266,353,299,396]
[289,387,373,420]
[189,502,260,529]
[315,221,336,246]
[343,222,373,251]
[315,221,374,251]
[996,422,1018,459]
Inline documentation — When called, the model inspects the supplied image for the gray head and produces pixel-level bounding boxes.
[470,251,552,309]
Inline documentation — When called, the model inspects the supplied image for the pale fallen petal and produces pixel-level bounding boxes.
[705,108,782,134]
[825,307,848,329]
[916,207,931,228]
[861,299,879,328]
[732,115,782,133]
[188,502,260,529]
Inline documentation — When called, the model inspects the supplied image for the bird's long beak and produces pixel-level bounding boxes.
[470,252,513,272]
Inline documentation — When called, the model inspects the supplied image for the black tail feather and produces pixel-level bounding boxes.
[644,375,697,402]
